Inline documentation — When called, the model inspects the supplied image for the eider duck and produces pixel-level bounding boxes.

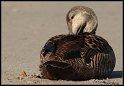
[39,6,116,80]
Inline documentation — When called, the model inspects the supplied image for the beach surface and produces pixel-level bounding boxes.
[1,1,123,85]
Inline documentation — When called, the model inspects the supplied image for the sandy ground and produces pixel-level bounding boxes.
[1,1,123,85]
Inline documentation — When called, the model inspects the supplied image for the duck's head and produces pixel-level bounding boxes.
[66,6,98,35]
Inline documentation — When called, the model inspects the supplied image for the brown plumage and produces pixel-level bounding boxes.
[39,6,116,80]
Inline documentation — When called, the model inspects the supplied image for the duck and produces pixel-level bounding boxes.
[39,6,116,81]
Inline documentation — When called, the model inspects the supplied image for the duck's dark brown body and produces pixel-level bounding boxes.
[39,33,115,80]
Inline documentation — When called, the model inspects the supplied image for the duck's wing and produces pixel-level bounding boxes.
[80,34,115,63]
[62,34,115,78]
[82,34,115,78]
[59,34,115,66]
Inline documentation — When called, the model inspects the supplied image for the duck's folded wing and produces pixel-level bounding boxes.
[63,34,115,63]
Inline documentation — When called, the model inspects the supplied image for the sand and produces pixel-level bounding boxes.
[1,1,123,85]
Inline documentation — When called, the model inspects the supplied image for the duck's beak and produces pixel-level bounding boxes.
[71,12,86,35]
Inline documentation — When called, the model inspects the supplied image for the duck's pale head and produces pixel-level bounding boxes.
[66,6,98,35]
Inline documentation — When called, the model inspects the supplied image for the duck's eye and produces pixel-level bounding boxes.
[71,16,74,19]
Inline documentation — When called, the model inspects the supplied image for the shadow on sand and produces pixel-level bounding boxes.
[110,70,123,78]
